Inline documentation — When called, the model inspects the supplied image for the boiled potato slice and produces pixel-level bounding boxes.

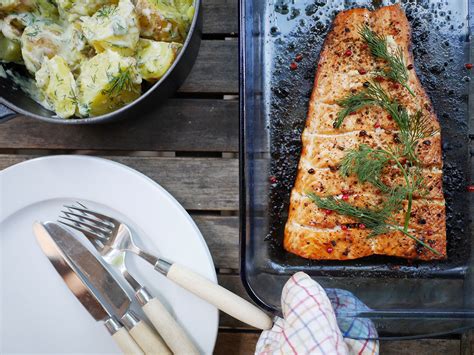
[0,0,33,13]
[77,50,141,117]
[0,0,20,11]
[172,0,194,20]
[0,34,22,63]
[134,0,192,43]
[62,21,92,74]
[21,20,90,74]
[0,0,57,17]
[35,55,77,119]
[136,39,182,81]
[21,21,63,73]
[80,0,139,56]
[1,13,36,42]
[33,0,60,21]
[56,0,118,21]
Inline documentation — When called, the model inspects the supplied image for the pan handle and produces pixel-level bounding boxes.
[0,103,18,123]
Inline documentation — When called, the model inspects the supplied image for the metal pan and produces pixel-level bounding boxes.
[240,0,474,338]
[0,0,202,125]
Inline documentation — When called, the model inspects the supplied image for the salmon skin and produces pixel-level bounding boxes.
[284,5,446,261]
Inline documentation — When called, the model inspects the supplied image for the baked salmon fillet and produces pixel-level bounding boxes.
[284,5,446,260]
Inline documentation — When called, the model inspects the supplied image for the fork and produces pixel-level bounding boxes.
[59,203,273,331]
[60,204,200,354]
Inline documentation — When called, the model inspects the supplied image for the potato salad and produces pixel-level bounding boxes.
[0,0,192,118]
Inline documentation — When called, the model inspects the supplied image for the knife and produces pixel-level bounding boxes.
[33,222,170,355]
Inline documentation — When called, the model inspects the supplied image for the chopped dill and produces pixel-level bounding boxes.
[102,66,137,98]
[96,5,118,18]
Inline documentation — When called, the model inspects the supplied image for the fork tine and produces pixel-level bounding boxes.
[58,220,108,241]
[63,205,118,225]
[58,215,112,236]
[60,210,112,229]
[75,201,88,209]
[88,236,105,252]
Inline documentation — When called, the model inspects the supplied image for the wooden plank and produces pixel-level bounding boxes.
[203,0,238,35]
[381,339,460,355]
[0,155,238,211]
[215,332,259,355]
[180,39,238,94]
[192,215,239,269]
[0,99,238,152]
[461,330,474,355]
[214,332,461,355]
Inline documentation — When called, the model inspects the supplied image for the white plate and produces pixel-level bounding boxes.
[0,155,218,354]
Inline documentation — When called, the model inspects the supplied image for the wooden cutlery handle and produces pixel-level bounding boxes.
[142,297,199,355]
[166,263,273,330]
[112,327,145,355]
[129,320,171,355]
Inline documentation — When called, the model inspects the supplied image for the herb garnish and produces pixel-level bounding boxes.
[307,192,440,255]
[340,144,429,233]
[96,5,118,18]
[334,82,437,164]
[340,144,392,192]
[102,66,137,98]
[359,25,414,96]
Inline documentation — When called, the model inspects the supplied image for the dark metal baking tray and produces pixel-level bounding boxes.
[240,0,474,338]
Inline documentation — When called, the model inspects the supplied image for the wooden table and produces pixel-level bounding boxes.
[0,1,470,353]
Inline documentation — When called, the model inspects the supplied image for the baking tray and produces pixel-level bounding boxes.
[240,0,474,338]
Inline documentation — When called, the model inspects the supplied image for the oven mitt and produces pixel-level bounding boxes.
[255,272,379,355]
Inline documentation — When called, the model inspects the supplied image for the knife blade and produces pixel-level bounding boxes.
[33,221,157,355]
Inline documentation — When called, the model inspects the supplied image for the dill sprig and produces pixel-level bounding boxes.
[102,66,138,98]
[359,25,414,96]
[307,191,441,256]
[340,144,391,192]
[334,81,390,128]
[340,144,419,231]
[399,110,439,164]
[307,192,401,235]
[333,91,378,128]
[335,82,437,164]
[96,5,118,18]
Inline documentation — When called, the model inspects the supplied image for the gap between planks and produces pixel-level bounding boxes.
[0,99,239,152]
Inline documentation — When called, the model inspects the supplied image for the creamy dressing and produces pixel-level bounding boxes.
[2,65,52,110]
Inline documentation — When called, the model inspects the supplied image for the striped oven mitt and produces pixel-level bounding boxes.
[256,272,379,355]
